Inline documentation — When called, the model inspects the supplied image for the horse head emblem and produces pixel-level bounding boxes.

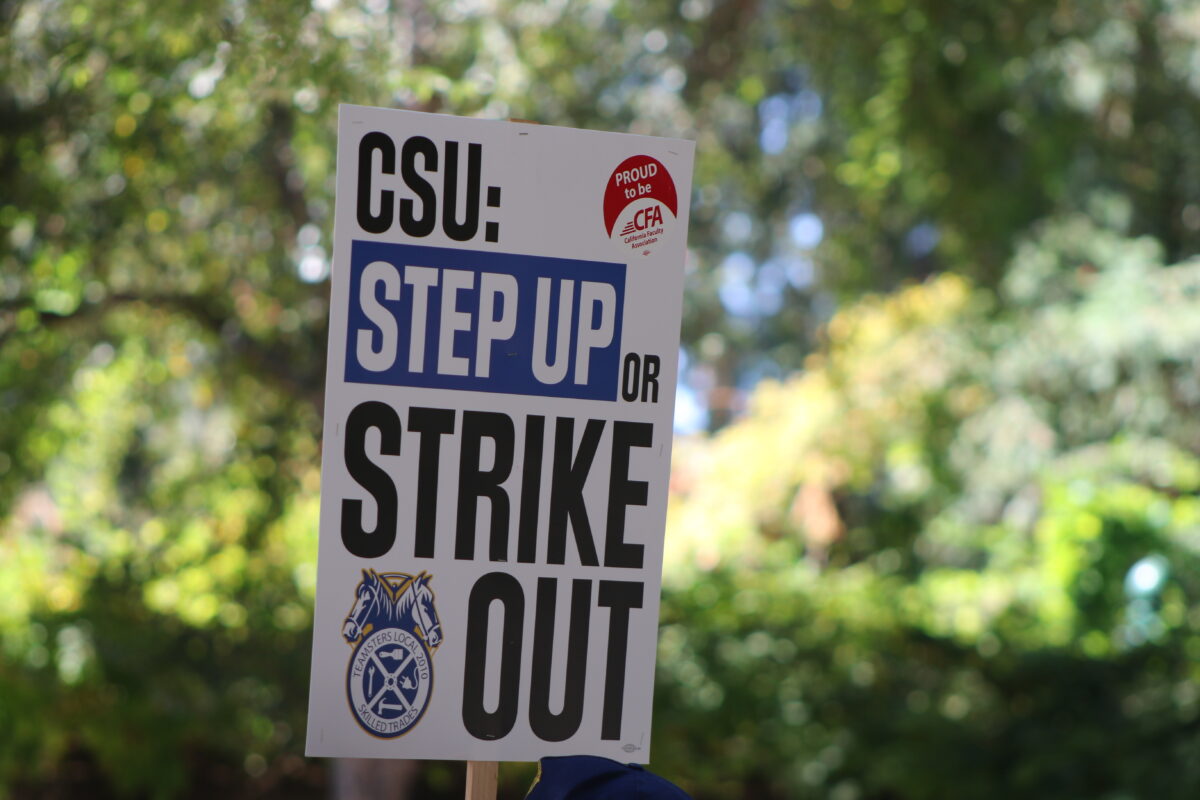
[342,568,383,644]
[342,569,443,650]
[340,568,444,738]
[409,572,442,649]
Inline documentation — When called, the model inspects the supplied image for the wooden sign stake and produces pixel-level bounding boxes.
[465,760,498,800]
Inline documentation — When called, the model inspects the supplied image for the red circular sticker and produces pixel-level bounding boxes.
[603,155,678,255]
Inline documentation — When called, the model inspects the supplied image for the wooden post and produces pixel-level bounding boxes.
[465,761,499,800]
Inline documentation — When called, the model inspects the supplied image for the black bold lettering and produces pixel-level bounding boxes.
[598,580,643,741]
[357,132,395,234]
[341,401,400,558]
[529,578,591,742]
[517,415,545,564]
[462,572,524,740]
[641,355,660,403]
[547,418,604,566]
[400,135,438,237]
[442,141,482,241]
[456,411,515,561]
[407,406,455,558]
[621,353,640,402]
[604,422,651,568]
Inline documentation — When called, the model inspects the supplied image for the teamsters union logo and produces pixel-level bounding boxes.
[341,569,443,738]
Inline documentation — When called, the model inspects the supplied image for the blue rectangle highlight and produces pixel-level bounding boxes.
[344,241,626,401]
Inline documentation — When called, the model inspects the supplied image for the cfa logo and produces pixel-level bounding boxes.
[619,204,664,236]
[342,569,443,738]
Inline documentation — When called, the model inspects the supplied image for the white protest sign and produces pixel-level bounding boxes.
[305,105,694,763]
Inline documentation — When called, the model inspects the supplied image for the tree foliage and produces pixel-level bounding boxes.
[660,219,1200,798]
[4,0,1200,797]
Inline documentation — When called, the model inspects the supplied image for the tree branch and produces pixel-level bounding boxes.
[0,292,327,416]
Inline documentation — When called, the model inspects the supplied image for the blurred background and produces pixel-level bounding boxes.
[4,0,1200,797]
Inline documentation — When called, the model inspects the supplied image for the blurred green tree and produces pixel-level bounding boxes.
[4,0,1200,797]
[660,218,1200,798]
